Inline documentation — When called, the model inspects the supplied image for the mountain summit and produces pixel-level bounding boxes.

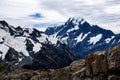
[45,17,120,58]
[0,21,78,70]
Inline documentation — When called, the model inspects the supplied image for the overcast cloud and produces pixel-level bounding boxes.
[0,0,120,33]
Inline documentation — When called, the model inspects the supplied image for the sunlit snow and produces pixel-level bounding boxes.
[89,34,102,44]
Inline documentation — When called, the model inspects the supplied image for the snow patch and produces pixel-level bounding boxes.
[0,30,29,56]
[7,38,29,56]
[75,32,90,42]
[72,17,84,23]
[28,28,33,34]
[61,36,69,44]
[23,32,29,37]
[75,33,83,42]
[37,33,48,43]
[89,34,102,44]
[118,40,120,43]
[105,36,115,43]
[23,28,33,37]
[19,58,22,62]
[23,28,33,34]
[33,43,42,53]
[49,36,58,44]
[0,44,9,59]
[112,40,116,44]
[37,33,58,45]
[29,38,42,53]
[0,29,10,38]
[67,25,79,33]
[81,20,85,25]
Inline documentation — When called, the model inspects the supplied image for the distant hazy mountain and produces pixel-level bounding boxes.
[45,17,120,58]
[0,21,78,70]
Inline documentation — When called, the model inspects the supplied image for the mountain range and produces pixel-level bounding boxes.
[45,17,120,58]
[0,21,78,70]
[0,17,120,70]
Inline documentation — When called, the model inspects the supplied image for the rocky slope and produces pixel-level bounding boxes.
[0,45,120,80]
[0,21,78,70]
[45,17,120,58]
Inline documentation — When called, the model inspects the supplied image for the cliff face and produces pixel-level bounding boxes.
[0,45,120,80]
[71,45,120,80]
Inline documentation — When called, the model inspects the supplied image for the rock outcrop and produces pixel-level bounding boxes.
[70,45,120,80]
[0,45,120,80]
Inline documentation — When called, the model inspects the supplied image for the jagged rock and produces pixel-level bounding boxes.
[85,51,108,78]
[70,45,120,80]
[108,45,120,73]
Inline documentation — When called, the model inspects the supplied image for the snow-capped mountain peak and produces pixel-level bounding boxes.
[0,21,78,70]
[66,17,85,26]
[68,17,84,23]
[45,17,120,58]
[0,21,9,27]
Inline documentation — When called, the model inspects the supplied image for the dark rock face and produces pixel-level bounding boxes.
[45,17,120,58]
[22,43,76,70]
[0,45,119,80]
[85,52,108,80]
[0,21,78,70]
[71,45,120,80]
[108,46,120,76]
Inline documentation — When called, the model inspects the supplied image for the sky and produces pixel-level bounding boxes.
[0,0,120,33]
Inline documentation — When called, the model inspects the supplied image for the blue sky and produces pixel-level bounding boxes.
[30,13,44,19]
[0,0,120,33]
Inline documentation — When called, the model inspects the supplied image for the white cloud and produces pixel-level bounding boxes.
[104,5,120,14]
[0,0,120,33]
[0,0,38,18]
[82,0,105,5]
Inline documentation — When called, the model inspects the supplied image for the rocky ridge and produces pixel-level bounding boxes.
[0,45,120,80]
